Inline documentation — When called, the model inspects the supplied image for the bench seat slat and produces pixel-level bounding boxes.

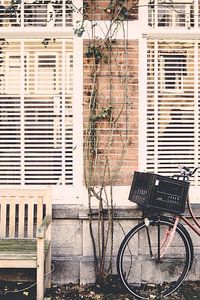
[0,259,37,268]
[0,239,50,255]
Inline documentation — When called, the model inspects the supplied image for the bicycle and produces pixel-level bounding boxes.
[117,165,200,299]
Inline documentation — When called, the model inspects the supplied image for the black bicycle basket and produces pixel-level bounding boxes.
[129,172,190,214]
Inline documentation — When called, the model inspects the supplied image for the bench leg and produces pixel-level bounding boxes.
[37,238,44,300]
[45,246,51,289]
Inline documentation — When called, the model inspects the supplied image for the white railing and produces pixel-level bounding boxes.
[148,0,194,28]
[0,0,73,28]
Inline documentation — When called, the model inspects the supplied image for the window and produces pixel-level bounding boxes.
[146,40,196,179]
[148,0,194,28]
[1,0,73,28]
[160,54,187,92]
[0,39,74,185]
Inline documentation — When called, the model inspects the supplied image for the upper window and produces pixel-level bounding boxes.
[0,0,73,28]
[148,0,194,28]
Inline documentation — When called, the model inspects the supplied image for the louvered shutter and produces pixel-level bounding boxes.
[146,40,198,181]
[0,39,73,185]
[0,0,73,28]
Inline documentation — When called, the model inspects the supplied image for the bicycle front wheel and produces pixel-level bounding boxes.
[117,216,193,299]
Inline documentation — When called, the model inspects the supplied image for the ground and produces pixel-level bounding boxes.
[0,281,200,299]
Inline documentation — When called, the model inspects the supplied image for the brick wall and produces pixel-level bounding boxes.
[84,0,138,21]
[82,0,139,187]
[83,33,139,187]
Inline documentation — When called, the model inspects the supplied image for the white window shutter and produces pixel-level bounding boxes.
[0,39,73,185]
[146,40,197,181]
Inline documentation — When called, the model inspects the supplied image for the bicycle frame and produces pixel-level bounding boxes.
[181,197,200,236]
[159,168,200,254]
[160,216,180,258]
[173,166,200,236]
[154,195,200,259]
[144,193,200,262]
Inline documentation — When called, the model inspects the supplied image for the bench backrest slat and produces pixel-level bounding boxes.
[0,188,51,239]
[27,200,34,238]
[9,200,16,238]
[18,199,25,238]
[0,198,7,238]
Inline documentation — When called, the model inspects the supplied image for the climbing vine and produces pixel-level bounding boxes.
[74,0,138,285]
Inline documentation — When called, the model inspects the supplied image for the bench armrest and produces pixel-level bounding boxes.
[37,215,52,238]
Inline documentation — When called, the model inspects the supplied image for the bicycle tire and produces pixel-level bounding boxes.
[117,216,193,299]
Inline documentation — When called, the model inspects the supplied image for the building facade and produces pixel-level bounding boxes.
[0,0,200,284]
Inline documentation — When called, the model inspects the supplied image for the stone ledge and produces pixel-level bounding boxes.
[52,204,200,219]
[52,204,80,219]
[79,205,142,220]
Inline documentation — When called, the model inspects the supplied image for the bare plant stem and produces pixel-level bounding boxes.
[83,0,134,284]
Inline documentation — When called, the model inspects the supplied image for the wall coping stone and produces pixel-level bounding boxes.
[52,204,200,219]
[52,204,80,219]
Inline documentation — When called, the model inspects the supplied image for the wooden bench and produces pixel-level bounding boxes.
[0,187,52,300]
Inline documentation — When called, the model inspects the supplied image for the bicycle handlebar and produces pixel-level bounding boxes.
[178,165,200,177]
